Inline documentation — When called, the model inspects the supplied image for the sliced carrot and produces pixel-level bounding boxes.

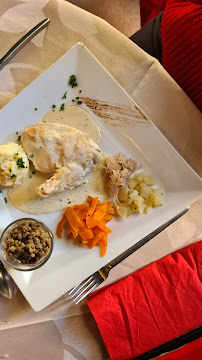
[68,224,78,238]
[93,202,112,221]
[67,228,73,239]
[73,204,89,211]
[76,234,83,243]
[87,196,100,205]
[88,232,103,249]
[87,195,94,204]
[108,207,117,215]
[86,202,112,228]
[97,232,107,246]
[97,220,112,234]
[81,240,89,246]
[65,207,85,232]
[87,197,98,217]
[79,228,94,240]
[57,197,115,257]
[80,209,89,219]
[100,242,107,257]
[103,214,112,222]
[92,226,101,236]
[57,215,67,238]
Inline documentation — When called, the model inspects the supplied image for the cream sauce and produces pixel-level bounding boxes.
[42,105,101,144]
[8,106,108,215]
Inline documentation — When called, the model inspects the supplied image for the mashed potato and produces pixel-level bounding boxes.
[0,142,29,187]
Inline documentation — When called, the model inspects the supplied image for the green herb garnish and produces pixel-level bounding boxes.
[16,157,25,168]
[68,74,78,88]
[62,91,67,99]
[9,169,11,172]
[32,171,35,175]
[17,135,21,142]
[79,90,82,93]
[15,153,18,155]
[29,154,34,159]
[71,99,75,102]
[34,108,38,111]
[11,174,16,179]
[76,96,79,100]
[52,104,56,109]
[77,100,82,105]
[59,103,65,111]
[16,131,18,135]
[4,197,7,203]
[0,190,2,193]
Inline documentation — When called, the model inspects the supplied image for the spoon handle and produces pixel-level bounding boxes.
[0,18,50,70]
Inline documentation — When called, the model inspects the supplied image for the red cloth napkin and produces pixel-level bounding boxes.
[87,241,202,360]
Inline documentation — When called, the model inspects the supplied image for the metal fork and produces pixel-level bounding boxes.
[68,207,189,304]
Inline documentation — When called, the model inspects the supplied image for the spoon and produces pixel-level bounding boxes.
[0,261,18,299]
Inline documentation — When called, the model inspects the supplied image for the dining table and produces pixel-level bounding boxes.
[0,1,202,359]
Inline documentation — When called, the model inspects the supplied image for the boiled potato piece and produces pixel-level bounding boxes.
[134,172,146,183]
[135,183,141,193]
[133,194,144,207]
[143,174,156,186]
[144,200,153,214]
[118,186,129,203]
[129,189,139,200]
[149,192,164,207]
[128,178,137,189]
[139,183,152,199]
[115,204,128,219]
[114,171,163,218]
[153,187,164,197]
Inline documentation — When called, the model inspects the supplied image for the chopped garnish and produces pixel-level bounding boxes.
[62,91,67,99]
[71,99,75,102]
[68,74,78,88]
[77,100,82,105]
[52,104,56,109]
[32,171,35,174]
[16,157,25,168]
[9,169,11,172]
[4,197,7,203]
[29,154,34,159]
[42,120,46,123]
[79,90,82,93]
[15,153,18,155]
[59,103,65,111]
[76,96,79,100]
[34,108,38,111]
[11,174,16,179]
[29,174,32,178]
[17,135,21,142]
[0,190,2,193]
[16,131,18,135]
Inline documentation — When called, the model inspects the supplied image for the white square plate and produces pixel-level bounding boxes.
[0,43,201,311]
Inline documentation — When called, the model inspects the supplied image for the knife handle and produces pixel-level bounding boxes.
[0,18,50,70]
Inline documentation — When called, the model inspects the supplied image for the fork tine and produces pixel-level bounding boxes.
[74,282,98,304]
[68,275,94,297]
[71,278,97,303]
